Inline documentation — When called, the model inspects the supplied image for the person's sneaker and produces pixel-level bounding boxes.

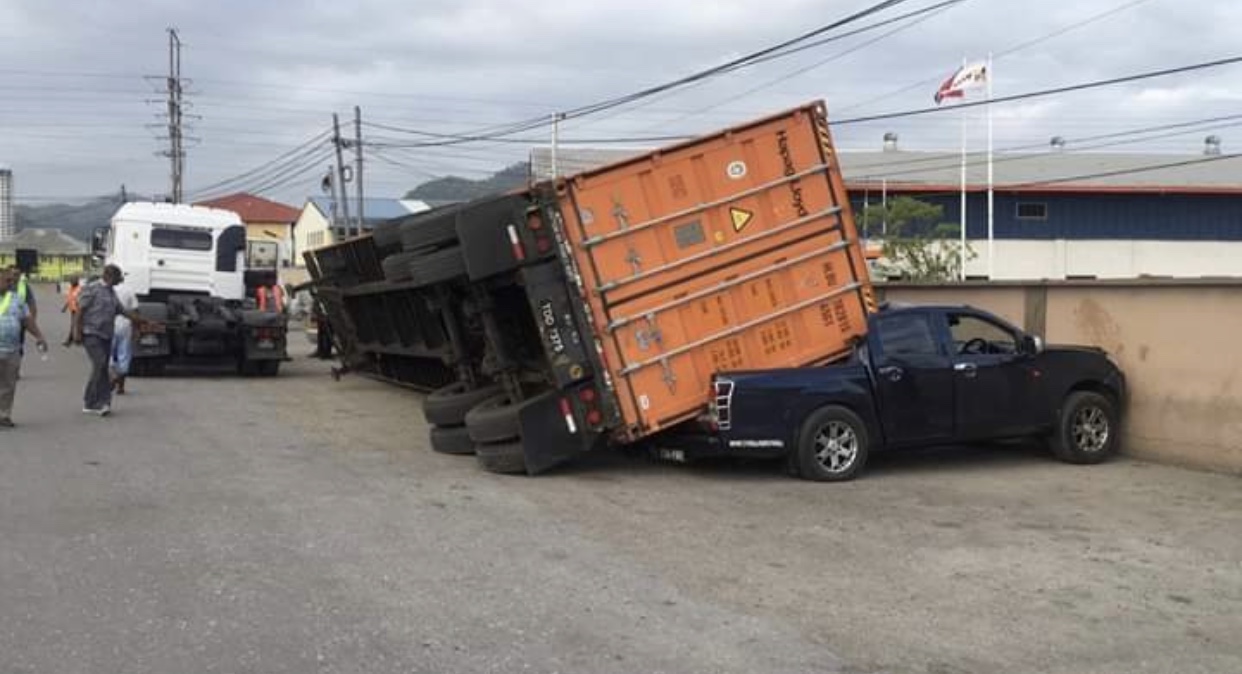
[99,406,111,417]
[82,407,96,415]
[0,418,14,428]
[83,407,107,416]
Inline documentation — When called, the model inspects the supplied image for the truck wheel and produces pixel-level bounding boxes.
[372,221,402,250]
[407,247,467,287]
[475,440,527,475]
[1049,391,1118,464]
[464,394,523,444]
[381,252,417,282]
[400,212,458,252]
[429,425,476,456]
[423,382,503,427]
[795,406,870,482]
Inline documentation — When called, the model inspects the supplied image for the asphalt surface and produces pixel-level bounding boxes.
[1,305,1240,674]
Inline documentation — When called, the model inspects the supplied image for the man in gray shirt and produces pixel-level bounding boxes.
[73,265,149,415]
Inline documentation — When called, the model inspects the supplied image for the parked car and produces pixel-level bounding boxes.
[676,303,1126,481]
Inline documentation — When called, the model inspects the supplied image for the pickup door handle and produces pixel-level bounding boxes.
[877,365,904,382]
[954,362,978,378]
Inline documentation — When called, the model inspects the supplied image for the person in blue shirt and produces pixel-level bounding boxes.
[0,267,48,428]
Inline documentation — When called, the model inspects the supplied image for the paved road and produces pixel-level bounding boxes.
[2,306,1240,674]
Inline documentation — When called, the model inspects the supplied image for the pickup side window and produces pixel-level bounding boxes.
[948,313,1018,355]
[875,313,939,357]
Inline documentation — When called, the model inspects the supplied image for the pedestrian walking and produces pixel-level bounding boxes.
[0,268,48,428]
[7,265,37,377]
[72,265,150,416]
[110,278,138,395]
[61,277,82,346]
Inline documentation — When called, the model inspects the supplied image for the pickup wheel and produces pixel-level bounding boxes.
[795,406,869,482]
[1050,391,1119,464]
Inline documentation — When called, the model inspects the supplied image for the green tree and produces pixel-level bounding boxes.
[859,196,975,282]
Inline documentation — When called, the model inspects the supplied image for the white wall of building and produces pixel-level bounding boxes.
[292,202,331,267]
[965,239,1242,280]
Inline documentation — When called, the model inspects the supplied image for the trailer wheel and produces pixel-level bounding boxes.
[475,440,527,475]
[429,425,476,456]
[400,212,458,251]
[423,382,503,427]
[794,405,870,482]
[464,394,523,444]
[1049,391,1119,464]
[407,247,467,287]
[371,221,402,250]
[381,252,417,282]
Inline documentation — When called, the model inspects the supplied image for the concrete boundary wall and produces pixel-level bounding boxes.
[875,279,1242,475]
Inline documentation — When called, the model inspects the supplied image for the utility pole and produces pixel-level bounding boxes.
[354,106,364,238]
[323,166,340,230]
[332,113,351,241]
[167,28,184,202]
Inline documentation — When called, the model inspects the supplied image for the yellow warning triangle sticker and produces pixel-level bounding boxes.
[729,207,753,233]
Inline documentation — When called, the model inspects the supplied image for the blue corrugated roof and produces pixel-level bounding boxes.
[308,197,416,224]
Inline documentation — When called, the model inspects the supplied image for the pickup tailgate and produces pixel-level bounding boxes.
[555,102,876,441]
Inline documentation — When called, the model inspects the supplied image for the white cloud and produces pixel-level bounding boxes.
[0,0,1238,204]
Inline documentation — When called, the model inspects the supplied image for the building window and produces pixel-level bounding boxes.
[1016,202,1047,220]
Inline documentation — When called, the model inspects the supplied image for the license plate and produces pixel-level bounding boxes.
[257,339,275,349]
[139,335,159,346]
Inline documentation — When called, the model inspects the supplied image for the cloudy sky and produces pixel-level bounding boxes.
[1,0,1239,206]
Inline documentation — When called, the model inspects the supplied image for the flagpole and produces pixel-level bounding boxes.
[986,52,995,280]
[959,60,967,282]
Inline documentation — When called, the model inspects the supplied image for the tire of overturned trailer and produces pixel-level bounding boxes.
[400,213,458,252]
[381,252,417,282]
[423,382,503,427]
[429,425,476,456]
[407,247,467,287]
[463,394,523,444]
[475,439,527,475]
[371,221,402,250]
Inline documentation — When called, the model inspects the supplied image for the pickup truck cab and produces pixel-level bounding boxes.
[697,304,1126,481]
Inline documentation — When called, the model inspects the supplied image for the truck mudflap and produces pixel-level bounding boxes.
[517,392,601,474]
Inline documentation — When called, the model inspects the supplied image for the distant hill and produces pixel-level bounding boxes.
[15,195,138,241]
[404,162,528,202]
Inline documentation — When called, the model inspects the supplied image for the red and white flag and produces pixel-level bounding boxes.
[934,61,988,105]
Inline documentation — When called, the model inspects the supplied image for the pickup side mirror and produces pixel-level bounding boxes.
[1022,334,1044,355]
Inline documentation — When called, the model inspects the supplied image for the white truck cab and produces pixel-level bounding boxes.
[106,202,248,301]
[91,202,289,377]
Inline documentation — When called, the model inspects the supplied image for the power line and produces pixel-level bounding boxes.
[186,128,332,200]
[631,0,964,133]
[831,55,1242,127]
[836,0,1156,114]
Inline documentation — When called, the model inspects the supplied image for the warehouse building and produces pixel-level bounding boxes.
[531,139,1242,280]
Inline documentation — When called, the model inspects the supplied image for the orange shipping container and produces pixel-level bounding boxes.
[552,101,876,441]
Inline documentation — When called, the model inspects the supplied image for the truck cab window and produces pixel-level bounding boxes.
[151,226,212,251]
[875,314,938,357]
[948,314,1018,355]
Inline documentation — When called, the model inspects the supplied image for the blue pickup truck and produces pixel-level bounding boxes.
[679,304,1126,481]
